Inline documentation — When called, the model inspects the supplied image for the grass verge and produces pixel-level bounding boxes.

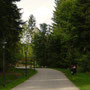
[0,69,37,90]
[54,68,90,90]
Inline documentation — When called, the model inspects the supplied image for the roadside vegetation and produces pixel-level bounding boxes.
[0,69,37,90]
[32,0,90,72]
[55,68,90,90]
[0,0,89,89]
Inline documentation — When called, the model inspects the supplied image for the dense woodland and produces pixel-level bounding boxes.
[0,0,22,71]
[0,0,90,72]
[32,0,90,72]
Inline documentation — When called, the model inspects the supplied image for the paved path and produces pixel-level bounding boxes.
[12,68,79,90]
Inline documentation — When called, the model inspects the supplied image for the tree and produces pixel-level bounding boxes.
[52,0,90,71]
[22,15,36,44]
[0,0,22,71]
[19,15,37,63]
[32,23,49,66]
[28,14,36,39]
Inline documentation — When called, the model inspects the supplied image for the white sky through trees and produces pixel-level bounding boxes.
[16,0,55,27]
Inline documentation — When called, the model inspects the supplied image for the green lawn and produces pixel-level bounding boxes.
[0,68,37,90]
[55,68,90,90]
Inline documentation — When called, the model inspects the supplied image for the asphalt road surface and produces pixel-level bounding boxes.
[12,68,79,90]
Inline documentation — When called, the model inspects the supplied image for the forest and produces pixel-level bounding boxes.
[0,0,90,72]
[32,0,90,72]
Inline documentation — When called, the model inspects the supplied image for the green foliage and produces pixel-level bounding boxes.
[28,14,36,30]
[31,0,90,71]
[79,52,90,72]
[0,69,37,90]
[20,15,36,58]
[27,14,36,42]
[32,23,49,66]
[0,0,22,71]
[55,68,90,90]
[52,0,90,71]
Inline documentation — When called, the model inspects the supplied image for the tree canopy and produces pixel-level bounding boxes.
[0,0,22,71]
[32,0,90,71]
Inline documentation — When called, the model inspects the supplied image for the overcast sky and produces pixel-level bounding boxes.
[16,0,55,27]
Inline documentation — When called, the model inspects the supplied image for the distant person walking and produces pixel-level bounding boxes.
[70,64,77,75]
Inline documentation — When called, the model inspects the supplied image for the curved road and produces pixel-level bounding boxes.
[12,68,79,90]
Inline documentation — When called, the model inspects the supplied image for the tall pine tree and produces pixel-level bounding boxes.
[0,0,22,70]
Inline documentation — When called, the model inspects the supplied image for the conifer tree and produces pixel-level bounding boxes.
[0,0,22,70]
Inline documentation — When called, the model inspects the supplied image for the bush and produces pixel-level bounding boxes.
[79,52,90,72]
